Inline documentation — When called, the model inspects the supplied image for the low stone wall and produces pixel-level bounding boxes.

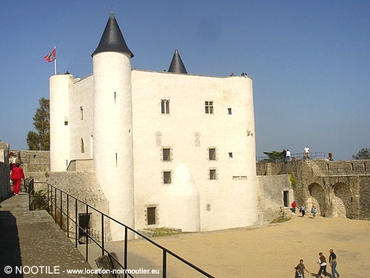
[0,162,12,202]
[47,171,111,240]
[17,150,50,173]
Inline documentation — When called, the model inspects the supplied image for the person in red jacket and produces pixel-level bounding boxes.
[10,163,25,195]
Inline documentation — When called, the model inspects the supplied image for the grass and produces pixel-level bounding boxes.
[270,208,291,224]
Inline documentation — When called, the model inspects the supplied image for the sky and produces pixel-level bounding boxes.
[0,0,369,160]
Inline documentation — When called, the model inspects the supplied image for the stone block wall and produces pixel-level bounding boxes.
[0,162,12,202]
[257,174,293,224]
[256,159,370,220]
[16,150,50,173]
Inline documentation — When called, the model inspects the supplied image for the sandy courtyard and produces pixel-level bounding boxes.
[121,215,370,277]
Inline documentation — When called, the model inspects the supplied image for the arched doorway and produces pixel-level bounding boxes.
[333,182,352,218]
[308,183,326,216]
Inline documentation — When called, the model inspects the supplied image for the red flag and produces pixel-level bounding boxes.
[44,48,56,62]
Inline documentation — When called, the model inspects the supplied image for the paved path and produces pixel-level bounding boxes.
[0,193,96,277]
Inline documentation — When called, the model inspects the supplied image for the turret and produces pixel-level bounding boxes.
[168,49,187,74]
[92,13,134,240]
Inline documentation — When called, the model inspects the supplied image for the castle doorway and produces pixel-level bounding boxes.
[308,183,326,216]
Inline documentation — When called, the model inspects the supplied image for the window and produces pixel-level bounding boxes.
[161,99,170,114]
[209,169,217,180]
[80,138,85,153]
[162,148,171,161]
[205,101,214,114]
[208,148,216,160]
[228,152,233,158]
[228,108,232,115]
[147,207,156,225]
[80,106,84,120]
[163,171,172,184]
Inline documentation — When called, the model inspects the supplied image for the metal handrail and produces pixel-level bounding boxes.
[32,182,214,278]
[257,151,326,162]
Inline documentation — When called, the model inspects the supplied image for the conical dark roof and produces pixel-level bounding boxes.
[168,49,187,74]
[92,13,134,57]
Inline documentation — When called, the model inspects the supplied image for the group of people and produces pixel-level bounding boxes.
[295,249,340,278]
[282,145,310,161]
[291,201,317,218]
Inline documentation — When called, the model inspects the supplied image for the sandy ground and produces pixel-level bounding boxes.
[107,214,370,277]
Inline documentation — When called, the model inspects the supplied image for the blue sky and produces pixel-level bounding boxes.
[1,1,369,160]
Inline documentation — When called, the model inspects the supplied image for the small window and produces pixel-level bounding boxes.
[208,148,216,160]
[161,99,170,114]
[147,207,156,225]
[80,106,84,120]
[228,108,232,115]
[64,121,68,126]
[163,171,172,184]
[228,152,233,158]
[162,148,171,161]
[80,138,85,153]
[205,101,214,114]
[209,169,217,180]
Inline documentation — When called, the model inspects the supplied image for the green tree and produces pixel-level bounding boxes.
[261,150,284,162]
[27,98,50,150]
[352,148,370,160]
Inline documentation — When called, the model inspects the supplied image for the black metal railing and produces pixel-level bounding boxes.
[29,181,214,278]
[257,151,326,162]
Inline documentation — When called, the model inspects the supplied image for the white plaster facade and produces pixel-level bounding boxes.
[49,13,258,236]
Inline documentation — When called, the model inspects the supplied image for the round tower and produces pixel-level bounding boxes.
[92,13,135,240]
[50,74,71,171]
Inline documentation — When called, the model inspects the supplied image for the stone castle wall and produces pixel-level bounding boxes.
[256,159,370,220]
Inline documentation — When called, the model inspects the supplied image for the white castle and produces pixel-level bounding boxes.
[49,13,258,238]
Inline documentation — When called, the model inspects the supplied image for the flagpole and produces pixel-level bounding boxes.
[54,46,57,75]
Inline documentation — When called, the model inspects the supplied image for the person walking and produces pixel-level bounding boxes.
[329,249,340,277]
[291,201,297,214]
[317,252,328,277]
[295,259,309,278]
[10,163,25,195]
[300,204,306,217]
[311,205,317,218]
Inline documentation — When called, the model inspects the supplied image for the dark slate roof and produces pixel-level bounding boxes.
[168,49,187,74]
[92,12,134,57]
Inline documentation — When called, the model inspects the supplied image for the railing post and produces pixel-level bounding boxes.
[47,184,50,212]
[54,187,57,223]
[60,190,63,229]
[163,249,167,278]
[124,227,128,278]
[101,214,105,257]
[75,198,78,248]
[85,204,89,262]
[66,195,69,238]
